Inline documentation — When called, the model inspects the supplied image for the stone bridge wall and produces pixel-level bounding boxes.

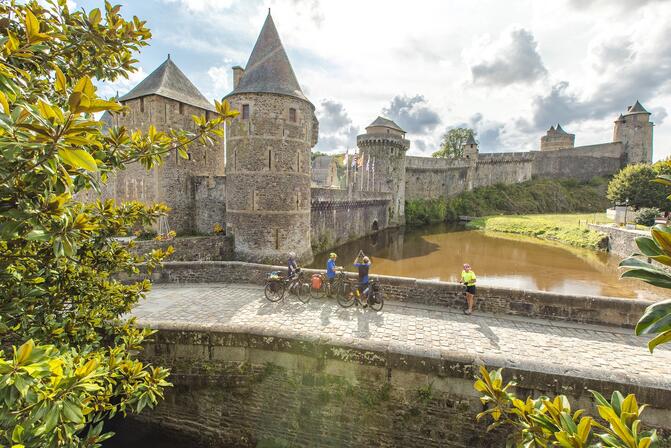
[132,236,234,261]
[311,188,392,254]
[148,261,650,328]
[122,326,670,448]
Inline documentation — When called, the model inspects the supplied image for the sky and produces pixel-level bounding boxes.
[78,0,671,159]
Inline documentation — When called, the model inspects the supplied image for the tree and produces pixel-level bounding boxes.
[607,161,671,210]
[0,1,238,446]
[432,128,476,158]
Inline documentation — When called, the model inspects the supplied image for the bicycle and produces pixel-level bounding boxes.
[336,279,384,311]
[310,268,349,299]
[264,269,311,304]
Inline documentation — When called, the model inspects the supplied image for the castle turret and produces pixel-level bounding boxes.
[463,133,479,161]
[357,116,410,225]
[112,56,224,234]
[540,123,575,151]
[224,12,318,263]
[613,101,653,164]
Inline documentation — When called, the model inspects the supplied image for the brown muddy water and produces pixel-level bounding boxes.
[309,223,667,300]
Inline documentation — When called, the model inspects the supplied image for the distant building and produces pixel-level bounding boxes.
[312,155,339,188]
[540,124,576,151]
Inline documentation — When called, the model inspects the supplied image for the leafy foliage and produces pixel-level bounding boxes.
[635,208,660,227]
[404,177,611,226]
[0,1,238,446]
[474,367,660,448]
[431,127,476,158]
[607,161,671,210]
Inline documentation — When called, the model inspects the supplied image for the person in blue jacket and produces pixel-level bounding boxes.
[326,252,342,296]
[353,253,372,306]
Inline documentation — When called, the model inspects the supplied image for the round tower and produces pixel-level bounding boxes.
[357,117,410,226]
[613,101,653,164]
[224,13,318,263]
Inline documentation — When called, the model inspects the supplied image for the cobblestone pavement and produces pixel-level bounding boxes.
[131,283,671,390]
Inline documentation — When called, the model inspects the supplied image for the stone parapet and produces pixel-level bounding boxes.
[132,236,234,261]
[148,261,651,327]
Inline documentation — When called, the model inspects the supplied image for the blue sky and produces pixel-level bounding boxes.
[79,0,671,159]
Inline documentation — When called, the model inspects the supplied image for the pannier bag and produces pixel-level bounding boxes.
[311,274,322,289]
[268,271,281,280]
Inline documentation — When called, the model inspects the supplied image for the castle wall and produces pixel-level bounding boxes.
[311,188,392,254]
[404,156,471,201]
[531,142,624,181]
[473,152,534,188]
[192,175,227,235]
[108,95,225,234]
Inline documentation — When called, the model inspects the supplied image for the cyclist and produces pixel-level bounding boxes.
[287,252,300,294]
[326,252,342,296]
[353,253,372,307]
[461,263,477,315]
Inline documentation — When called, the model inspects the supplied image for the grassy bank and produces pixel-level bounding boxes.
[467,213,611,250]
[405,177,611,226]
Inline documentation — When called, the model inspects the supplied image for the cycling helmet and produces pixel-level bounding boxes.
[329,252,337,258]
[288,251,296,258]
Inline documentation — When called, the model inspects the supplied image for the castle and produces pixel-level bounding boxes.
[101,13,653,263]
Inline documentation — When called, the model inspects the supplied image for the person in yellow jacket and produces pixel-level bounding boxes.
[461,263,476,315]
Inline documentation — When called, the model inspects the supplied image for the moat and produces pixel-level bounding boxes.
[310,223,664,300]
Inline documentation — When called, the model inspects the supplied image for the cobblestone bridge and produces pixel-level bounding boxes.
[132,283,671,391]
[127,283,671,447]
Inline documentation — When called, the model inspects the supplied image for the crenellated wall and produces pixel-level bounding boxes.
[532,142,624,181]
[310,188,392,253]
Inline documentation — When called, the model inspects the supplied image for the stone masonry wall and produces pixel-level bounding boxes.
[225,92,316,264]
[123,328,670,447]
[311,188,392,254]
[131,236,234,261]
[147,261,651,328]
[405,143,624,202]
[192,175,227,235]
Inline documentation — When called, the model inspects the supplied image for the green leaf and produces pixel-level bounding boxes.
[58,148,98,172]
[647,330,671,353]
[634,237,665,258]
[25,229,50,241]
[636,299,671,335]
[621,269,671,289]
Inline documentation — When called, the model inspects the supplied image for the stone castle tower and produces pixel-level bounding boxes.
[463,133,479,161]
[108,56,225,233]
[613,101,653,164]
[224,12,318,263]
[357,117,410,225]
[540,124,575,151]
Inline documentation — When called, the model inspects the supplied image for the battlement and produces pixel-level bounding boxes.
[477,151,536,164]
[357,133,411,150]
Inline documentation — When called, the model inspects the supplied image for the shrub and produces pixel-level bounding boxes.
[635,207,660,227]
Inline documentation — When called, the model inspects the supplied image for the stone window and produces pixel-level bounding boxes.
[140,97,145,113]
[179,102,184,114]
[268,149,273,171]
[274,229,280,250]
[242,104,250,120]
[289,107,297,122]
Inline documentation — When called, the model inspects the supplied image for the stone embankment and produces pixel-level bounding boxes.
[588,223,648,257]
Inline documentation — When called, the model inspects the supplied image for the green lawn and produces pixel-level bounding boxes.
[467,213,612,250]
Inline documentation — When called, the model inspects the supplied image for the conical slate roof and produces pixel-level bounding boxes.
[556,124,567,134]
[547,125,555,132]
[465,133,477,145]
[625,100,649,115]
[366,116,405,133]
[227,13,308,102]
[119,57,215,112]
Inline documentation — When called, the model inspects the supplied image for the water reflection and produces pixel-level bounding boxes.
[309,223,667,300]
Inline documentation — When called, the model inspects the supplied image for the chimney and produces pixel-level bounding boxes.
[232,66,244,89]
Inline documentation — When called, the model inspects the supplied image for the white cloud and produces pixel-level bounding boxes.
[206,65,232,100]
[95,67,148,99]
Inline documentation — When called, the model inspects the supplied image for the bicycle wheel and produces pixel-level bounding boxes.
[369,292,384,311]
[264,280,285,302]
[297,282,311,304]
[337,284,355,308]
[309,275,326,299]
